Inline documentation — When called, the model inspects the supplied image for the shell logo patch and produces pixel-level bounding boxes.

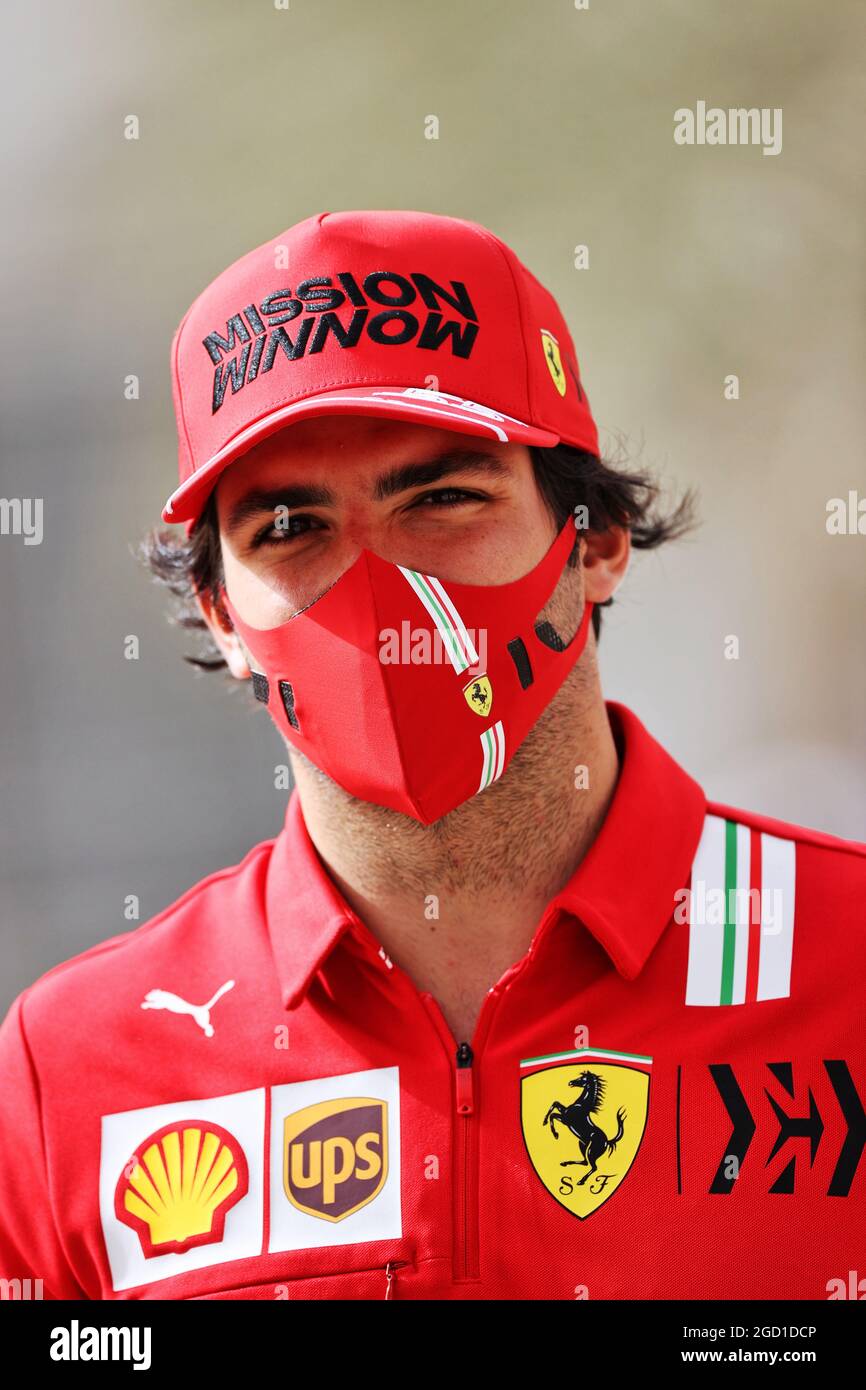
[100,1087,265,1292]
[520,1047,652,1219]
[462,672,493,717]
[115,1120,248,1257]
[283,1097,387,1222]
[540,328,567,396]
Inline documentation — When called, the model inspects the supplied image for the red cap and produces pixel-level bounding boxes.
[163,209,599,528]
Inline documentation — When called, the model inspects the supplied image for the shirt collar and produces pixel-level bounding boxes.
[265,701,707,1008]
[265,790,360,1010]
[544,702,706,979]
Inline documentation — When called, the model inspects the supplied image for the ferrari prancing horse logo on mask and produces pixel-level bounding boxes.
[462,673,493,717]
[520,1048,652,1219]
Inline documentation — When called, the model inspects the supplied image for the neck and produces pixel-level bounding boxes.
[287,661,619,1042]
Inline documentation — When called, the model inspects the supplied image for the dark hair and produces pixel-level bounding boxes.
[140,441,697,671]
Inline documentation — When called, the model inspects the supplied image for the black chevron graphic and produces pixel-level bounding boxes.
[708,1064,756,1193]
[824,1060,866,1198]
[705,1060,865,1197]
[764,1077,823,1165]
[768,1156,797,1195]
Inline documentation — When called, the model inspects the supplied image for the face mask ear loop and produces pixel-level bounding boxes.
[213,581,237,637]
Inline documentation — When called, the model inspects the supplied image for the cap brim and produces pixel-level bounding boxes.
[161,386,560,526]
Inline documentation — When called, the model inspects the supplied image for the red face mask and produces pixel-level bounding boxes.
[220,518,593,825]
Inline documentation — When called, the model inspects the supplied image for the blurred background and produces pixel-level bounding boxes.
[1,0,863,1011]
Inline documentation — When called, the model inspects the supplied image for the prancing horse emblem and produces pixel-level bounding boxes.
[544,1070,626,1183]
[520,1047,651,1219]
[462,673,493,717]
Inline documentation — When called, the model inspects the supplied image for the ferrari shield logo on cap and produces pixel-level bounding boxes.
[283,1096,388,1222]
[520,1047,652,1219]
[540,329,566,396]
[462,673,493,717]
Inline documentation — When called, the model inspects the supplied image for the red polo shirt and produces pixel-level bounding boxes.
[0,703,863,1300]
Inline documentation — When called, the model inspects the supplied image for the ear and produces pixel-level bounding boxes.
[578,525,631,605]
[195,587,251,680]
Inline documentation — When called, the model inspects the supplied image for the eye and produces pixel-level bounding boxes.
[410,487,484,510]
[250,513,324,548]
[248,488,484,549]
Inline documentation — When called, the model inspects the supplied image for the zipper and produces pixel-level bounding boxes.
[349,902,564,1286]
[455,1040,476,1280]
[455,1040,474,1115]
[384,1259,409,1299]
[419,988,507,1281]
[437,902,565,1281]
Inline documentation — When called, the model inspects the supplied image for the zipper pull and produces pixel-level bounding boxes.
[455,1041,474,1115]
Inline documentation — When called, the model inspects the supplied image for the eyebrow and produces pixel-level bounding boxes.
[223,449,513,537]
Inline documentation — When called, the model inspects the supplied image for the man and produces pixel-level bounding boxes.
[0,210,863,1301]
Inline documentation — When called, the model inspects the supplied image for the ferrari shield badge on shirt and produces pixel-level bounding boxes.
[520,1047,652,1219]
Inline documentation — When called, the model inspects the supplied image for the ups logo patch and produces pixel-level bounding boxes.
[283,1097,388,1222]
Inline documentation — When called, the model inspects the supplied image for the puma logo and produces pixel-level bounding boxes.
[140,980,235,1038]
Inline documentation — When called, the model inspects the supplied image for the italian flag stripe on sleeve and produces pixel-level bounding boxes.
[685,813,796,1006]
